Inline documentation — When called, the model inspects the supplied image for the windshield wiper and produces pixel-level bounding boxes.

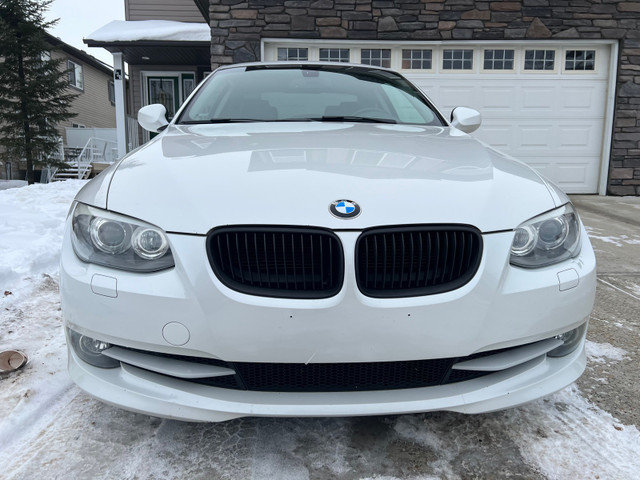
[179,116,398,125]
[316,116,397,124]
[179,118,268,124]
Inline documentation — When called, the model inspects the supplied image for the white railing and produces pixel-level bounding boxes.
[38,137,65,183]
[74,137,119,179]
[46,137,120,181]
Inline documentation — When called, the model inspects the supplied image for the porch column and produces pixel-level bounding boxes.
[112,52,127,159]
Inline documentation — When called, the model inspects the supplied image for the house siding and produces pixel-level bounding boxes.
[52,50,116,144]
[126,0,205,22]
[207,0,640,196]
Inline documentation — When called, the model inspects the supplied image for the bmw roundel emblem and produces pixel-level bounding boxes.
[329,199,361,219]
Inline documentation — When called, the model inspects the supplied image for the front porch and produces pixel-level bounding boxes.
[84,20,211,156]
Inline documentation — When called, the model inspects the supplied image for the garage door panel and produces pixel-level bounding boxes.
[435,86,477,111]
[557,125,596,150]
[560,84,607,116]
[521,87,556,111]
[517,126,554,151]
[523,159,598,193]
[476,124,513,150]
[479,87,516,112]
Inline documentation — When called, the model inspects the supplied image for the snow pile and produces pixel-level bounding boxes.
[86,20,211,43]
[0,180,85,298]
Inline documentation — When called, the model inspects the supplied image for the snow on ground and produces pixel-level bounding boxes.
[585,226,640,247]
[1,182,640,479]
[0,181,86,454]
[585,339,629,364]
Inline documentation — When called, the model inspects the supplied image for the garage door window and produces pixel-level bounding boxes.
[442,49,473,70]
[524,50,555,71]
[319,48,350,63]
[278,48,308,61]
[361,49,391,68]
[565,50,595,71]
[402,49,432,70]
[483,49,514,70]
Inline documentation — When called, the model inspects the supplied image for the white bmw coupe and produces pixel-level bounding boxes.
[61,63,596,422]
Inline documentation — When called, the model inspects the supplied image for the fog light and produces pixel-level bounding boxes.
[548,322,587,358]
[68,329,119,368]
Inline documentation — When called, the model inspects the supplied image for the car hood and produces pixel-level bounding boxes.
[104,123,557,234]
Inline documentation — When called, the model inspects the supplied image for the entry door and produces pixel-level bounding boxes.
[147,76,180,121]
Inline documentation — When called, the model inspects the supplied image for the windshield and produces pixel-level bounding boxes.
[177,65,445,126]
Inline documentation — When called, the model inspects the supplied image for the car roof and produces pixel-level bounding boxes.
[215,61,398,74]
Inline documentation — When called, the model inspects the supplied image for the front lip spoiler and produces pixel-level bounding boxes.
[68,342,586,422]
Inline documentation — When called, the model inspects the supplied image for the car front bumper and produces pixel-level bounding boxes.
[61,220,596,422]
[67,339,587,422]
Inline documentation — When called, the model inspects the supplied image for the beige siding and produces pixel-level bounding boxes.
[52,50,116,144]
[125,0,204,22]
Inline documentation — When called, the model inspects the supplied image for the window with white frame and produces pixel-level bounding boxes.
[402,49,432,70]
[565,50,595,71]
[524,50,555,70]
[68,60,83,89]
[483,49,514,70]
[442,49,473,70]
[319,48,350,63]
[277,47,308,61]
[361,49,391,68]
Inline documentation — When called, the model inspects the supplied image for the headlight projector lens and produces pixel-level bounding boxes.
[90,218,131,254]
[132,228,169,260]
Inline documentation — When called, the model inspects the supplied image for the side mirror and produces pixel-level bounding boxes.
[450,107,481,134]
[138,104,169,133]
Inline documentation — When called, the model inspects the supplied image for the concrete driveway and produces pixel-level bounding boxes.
[571,195,640,428]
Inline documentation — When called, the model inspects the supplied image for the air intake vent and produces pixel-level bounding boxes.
[207,226,344,299]
[356,225,482,298]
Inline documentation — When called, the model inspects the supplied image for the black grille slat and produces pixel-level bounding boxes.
[208,227,343,299]
[356,225,482,298]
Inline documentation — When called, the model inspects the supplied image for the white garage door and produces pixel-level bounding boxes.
[263,41,616,194]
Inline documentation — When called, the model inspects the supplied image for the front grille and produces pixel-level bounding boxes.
[207,226,344,298]
[355,225,483,298]
[192,358,490,392]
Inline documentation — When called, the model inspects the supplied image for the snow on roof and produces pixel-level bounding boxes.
[85,20,210,43]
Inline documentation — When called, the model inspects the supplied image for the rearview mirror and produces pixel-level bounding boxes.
[138,104,169,133]
[450,107,481,134]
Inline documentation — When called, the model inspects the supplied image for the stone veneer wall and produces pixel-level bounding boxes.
[209,0,640,195]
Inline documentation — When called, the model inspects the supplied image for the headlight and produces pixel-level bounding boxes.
[71,203,175,272]
[510,204,581,268]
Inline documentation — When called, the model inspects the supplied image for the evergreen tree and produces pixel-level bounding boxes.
[0,0,77,184]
